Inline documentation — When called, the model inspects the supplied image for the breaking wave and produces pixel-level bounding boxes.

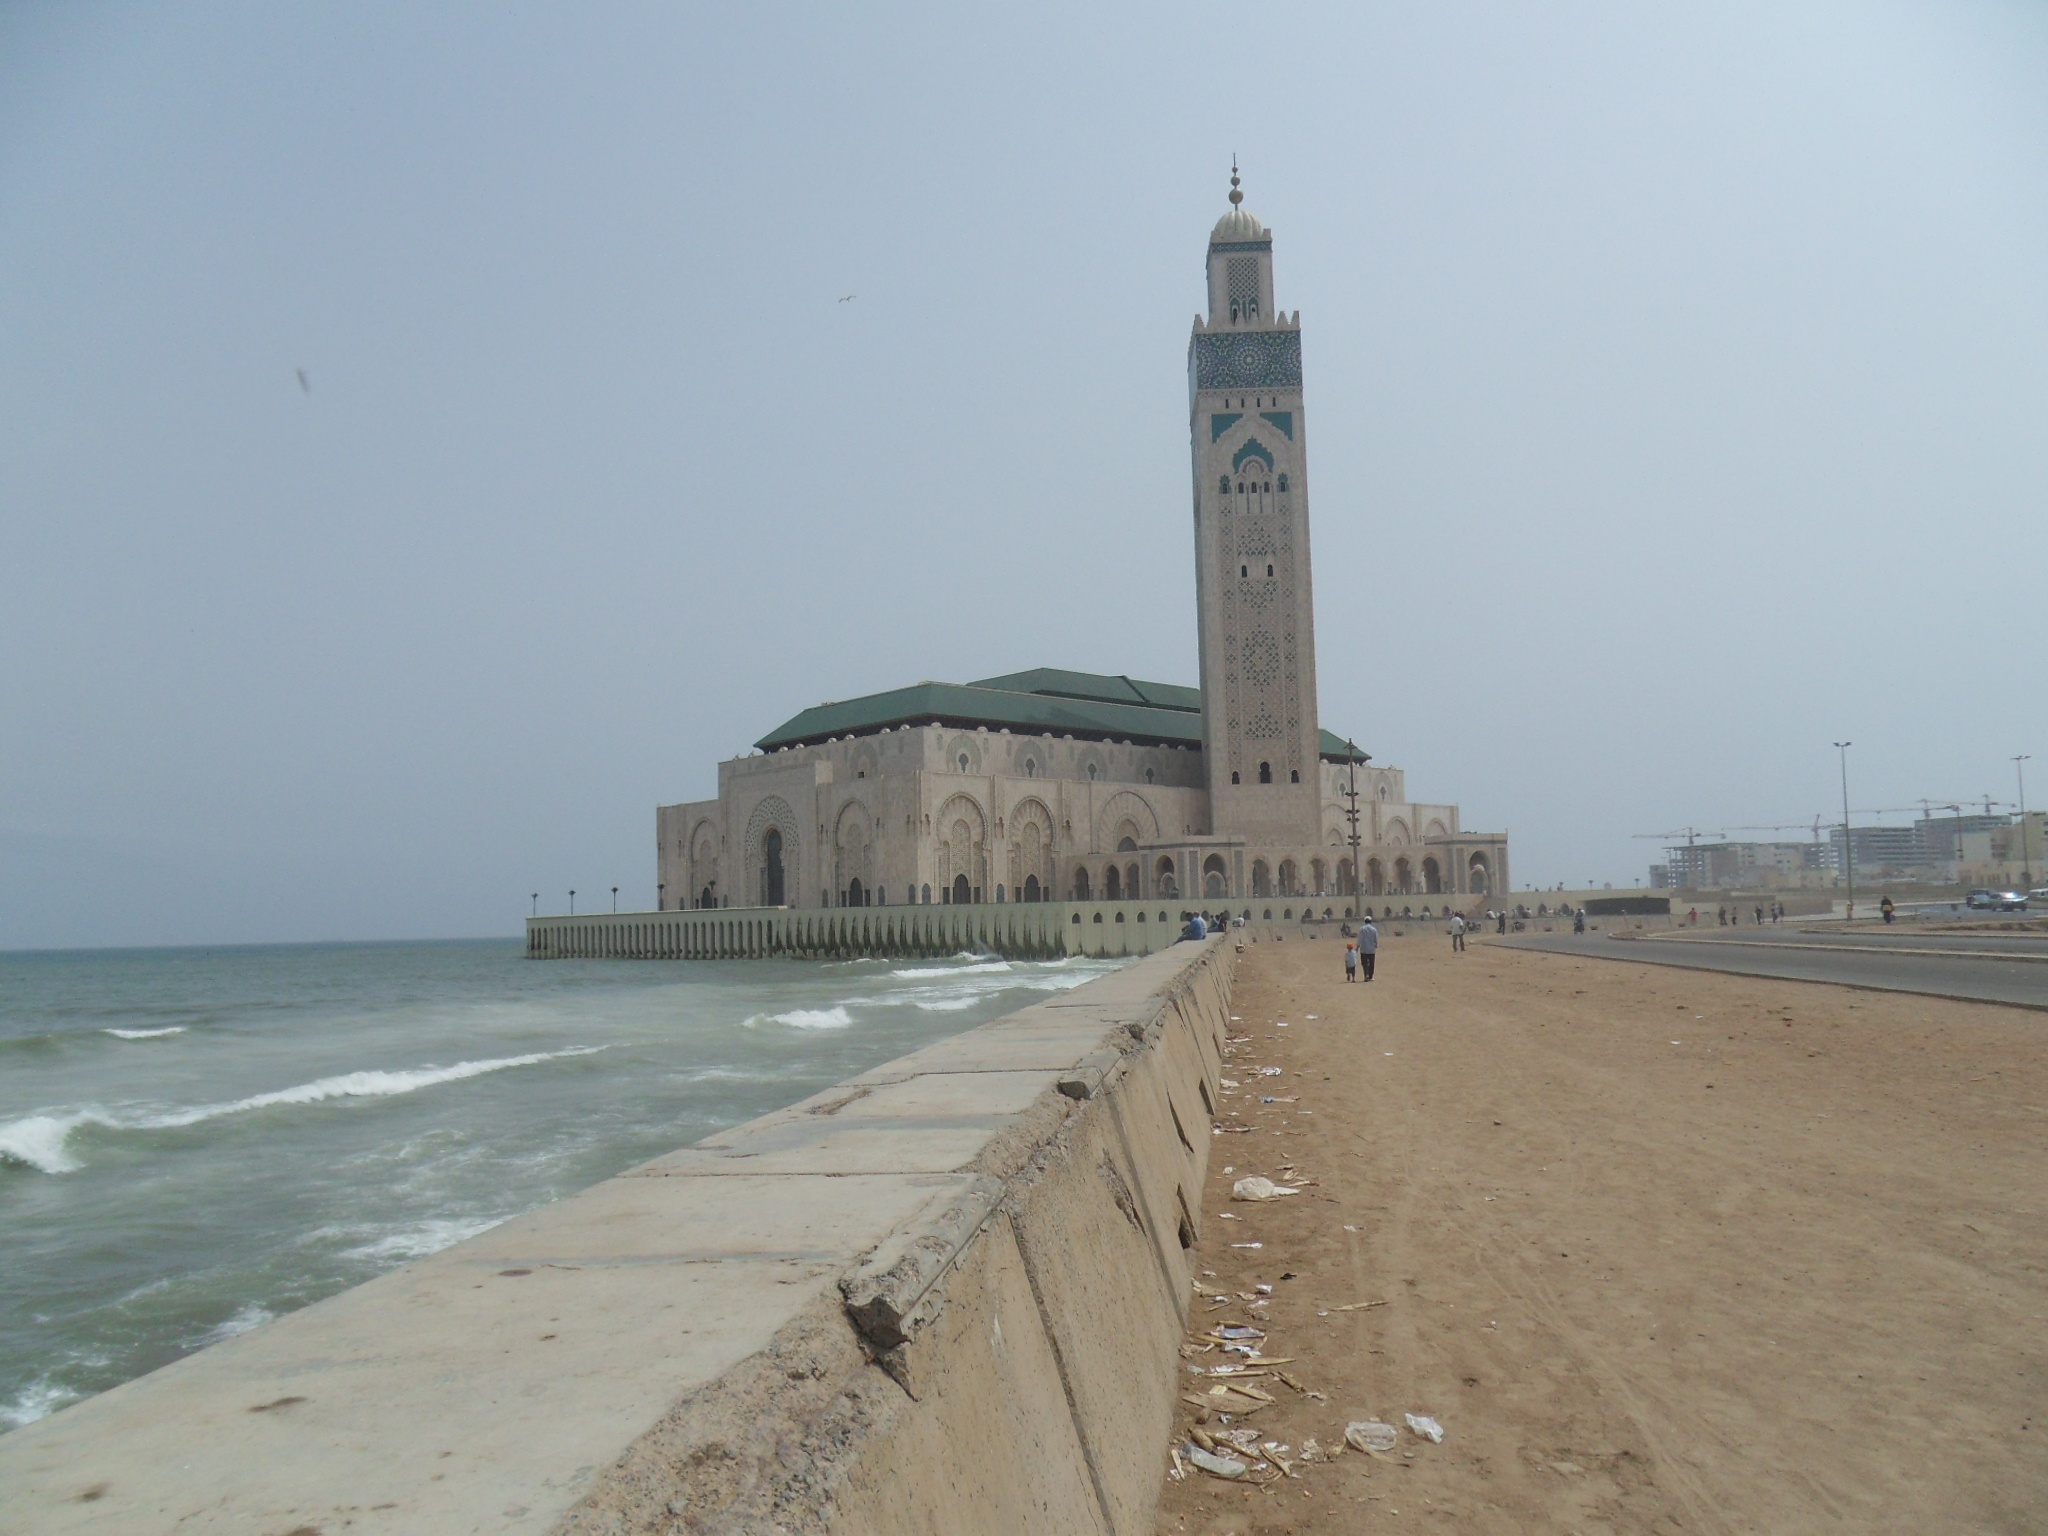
[342,1216,504,1263]
[0,1376,77,1430]
[888,959,1012,979]
[0,1046,607,1175]
[103,1026,187,1040]
[741,1006,853,1031]
[195,1303,274,1347]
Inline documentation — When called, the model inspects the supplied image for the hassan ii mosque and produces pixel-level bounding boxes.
[657,174,1509,915]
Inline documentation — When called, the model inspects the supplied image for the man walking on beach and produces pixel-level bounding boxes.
[1356,915,1379,981]
[1450,912,1467,952]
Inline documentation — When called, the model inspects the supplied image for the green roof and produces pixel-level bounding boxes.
[967,669,1203,715]
[755,668,1365,761]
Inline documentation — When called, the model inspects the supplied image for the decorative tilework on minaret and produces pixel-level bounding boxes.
[1188,167,1323,849]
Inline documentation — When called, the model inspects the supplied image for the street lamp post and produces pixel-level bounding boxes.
[530,892,538,918]
[2016,755,2034,890]
[1343,739,1370,917]
[611,886,619,913]
[1834,741,1854,922]
[658,882,665,912]
[569,889,576,915]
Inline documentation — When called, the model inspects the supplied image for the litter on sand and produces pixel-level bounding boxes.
[1184,1444,1250,1480]
[1405,1413,1445,1443]
[1335,1299,1388,1311]
[1231,1175,1301,1201]
[1229,1241,1264,1249]
[1346,1420,1400,1453]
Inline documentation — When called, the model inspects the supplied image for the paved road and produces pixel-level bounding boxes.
[1496,926,2048,1009]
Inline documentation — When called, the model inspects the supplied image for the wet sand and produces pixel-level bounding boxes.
[1154,930,2048,1534]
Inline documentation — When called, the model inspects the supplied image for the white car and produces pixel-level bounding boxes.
[1965,888,2028,911]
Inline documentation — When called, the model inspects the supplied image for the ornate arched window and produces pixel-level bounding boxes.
[1230,771,1241,785]
[1277,473,1289,493]
[1258,762,1272,784]
[1218,474,1230,494]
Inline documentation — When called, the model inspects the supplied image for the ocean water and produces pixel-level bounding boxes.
[0,939,1124,1431]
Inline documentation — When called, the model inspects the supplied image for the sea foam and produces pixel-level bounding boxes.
[103,1026,187,1040]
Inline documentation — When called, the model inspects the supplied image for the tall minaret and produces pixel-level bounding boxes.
[1189,166,1322,850]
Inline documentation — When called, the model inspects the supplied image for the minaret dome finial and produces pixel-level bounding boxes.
[1228,156,1242,207]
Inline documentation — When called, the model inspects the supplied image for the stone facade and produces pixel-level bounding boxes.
[655,179,1508,917]
[658,724,1501,913]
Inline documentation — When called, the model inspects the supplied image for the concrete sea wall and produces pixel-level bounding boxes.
[527,895,1365,960]
[0,938,1236,1535]
[527,899,1200,960]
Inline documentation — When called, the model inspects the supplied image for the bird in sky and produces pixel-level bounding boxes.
[295,368,311,394]
[838,294,856,303]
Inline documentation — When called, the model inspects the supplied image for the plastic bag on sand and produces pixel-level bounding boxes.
[1231,1176,1301,1201]
[1405,1413,1445,1444]
[1184,1444,1249,1479]
[1345,1420,1399,1453]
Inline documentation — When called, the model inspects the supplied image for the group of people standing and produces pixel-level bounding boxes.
[1687,903,1787,926]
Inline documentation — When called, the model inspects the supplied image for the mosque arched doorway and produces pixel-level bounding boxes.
[1156,856,1178,898]
[952,874,971,906]
[1251,861,1272,898]
[1072,867,1092,900]
[1105,865,1122,900]
[1393,856,1412,894]
[762,829,786,907]
[1422,857,1442,895]
[846,877,866,907]
[1023,874,1041,902]
[1203,855,1228,898]
[1467,852,1491,895]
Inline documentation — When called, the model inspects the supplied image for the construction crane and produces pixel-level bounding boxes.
[1722,819,1825,838]
[1631,826,1715,846]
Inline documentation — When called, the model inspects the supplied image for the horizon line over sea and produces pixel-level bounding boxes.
[0,936,1128,1430]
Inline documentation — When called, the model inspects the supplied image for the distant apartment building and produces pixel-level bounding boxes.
[1648,811,2047,889]
[1829,824,1925,874]
[1650,840,1829,890]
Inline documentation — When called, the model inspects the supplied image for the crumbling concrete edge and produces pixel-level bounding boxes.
[553,937,1235,1536]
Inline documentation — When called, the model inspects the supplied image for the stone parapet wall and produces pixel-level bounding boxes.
[0,940,1236,1536]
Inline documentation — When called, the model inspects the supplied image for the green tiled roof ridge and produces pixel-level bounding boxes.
[754,669,1366,762]
[966,668,1204,715]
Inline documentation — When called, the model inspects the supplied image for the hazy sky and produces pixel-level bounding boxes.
[5,2,2046,948]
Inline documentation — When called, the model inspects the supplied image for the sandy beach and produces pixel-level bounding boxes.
[1154,928,2048,1534]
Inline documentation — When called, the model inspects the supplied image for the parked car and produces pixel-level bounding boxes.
[1965,888,2028,911]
